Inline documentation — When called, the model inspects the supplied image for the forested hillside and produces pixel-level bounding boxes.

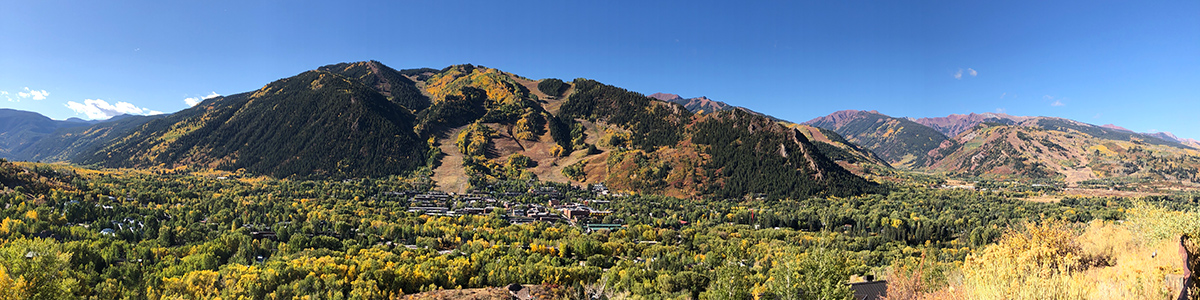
[0,109,98,159]
[79,70,429,179]
[0,61,879,200]
[805,110,955,168]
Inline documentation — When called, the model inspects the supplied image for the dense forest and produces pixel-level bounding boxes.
[0,159,1193,299]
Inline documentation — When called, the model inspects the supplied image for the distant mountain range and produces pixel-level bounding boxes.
[1,60,1195,194]
[802,109,1199,183]
[0,61,879,199]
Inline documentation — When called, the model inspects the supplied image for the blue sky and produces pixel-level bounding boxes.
[2,1,1197,139]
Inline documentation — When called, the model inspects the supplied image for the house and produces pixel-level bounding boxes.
[251,231,278,240]
[848,277,887,300]
[563,209,590,220]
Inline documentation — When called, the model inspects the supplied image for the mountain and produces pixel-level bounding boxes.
[787,124,893,170]
[649,93,784,121]
[915,113,1190,149]
[316,60,432,112]
[1143,131,1200,149]
[1101,124,1133,132]
[563,83,878,198]
[913,113,1033,137]
[14,115,162,163]
[644,94,889,173]
[804,110,955,169]
[0,61,879,199]
[77,68,429,179]
[0,109,99,159]
[649,93,735,114]
[927,122,1200,183]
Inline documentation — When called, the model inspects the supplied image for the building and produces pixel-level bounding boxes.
[848,278,887,300]
[585,223,622,233]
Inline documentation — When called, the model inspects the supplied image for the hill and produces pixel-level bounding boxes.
[804,110,954,169]
[916,113,1192,149]
[78,69,429,179]
[560,80,878,198]
[928,122,1200,184]
[0,109,96,159]
[0,61,879,199]
[645,94,889,173]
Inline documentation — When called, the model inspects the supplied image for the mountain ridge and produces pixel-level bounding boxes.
[0,61,880,199]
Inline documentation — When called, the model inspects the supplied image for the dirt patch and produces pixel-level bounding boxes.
[401,285,562,300]
[1062,167,1096,185]
[510,76,573,115]
[401,287,510,300]
[432,125,471,194]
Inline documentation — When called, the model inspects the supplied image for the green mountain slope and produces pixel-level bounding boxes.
[561,81,878,199]
[317,60,432,112]
[79,70,429,178]
[15,115,161,163]
[645,93,891,172]
[0,109,94,159]
[804,110,954,168]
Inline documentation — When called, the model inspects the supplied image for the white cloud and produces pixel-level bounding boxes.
[17,87,49,100]
[65,99,158,119]
[1044,95,1066,106]
[996,108,1006,113]
[184,91,221,107]
[954,68,978,79]
[1000,92,1006,99]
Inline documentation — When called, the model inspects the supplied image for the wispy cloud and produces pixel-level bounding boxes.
[65,99,159,119]
[17,87,49,100]
[1000,92,1006,99]
[184,91,221,107]
[996,108,1006,113]
[954,68,978,79]
[1,91,10,102]
[1045,95,1066,107]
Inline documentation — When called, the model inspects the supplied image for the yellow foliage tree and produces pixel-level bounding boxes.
[962,222,1090,299]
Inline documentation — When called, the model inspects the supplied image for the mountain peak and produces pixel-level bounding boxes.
[1101,124,1133,132]
[648,93,682,101]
